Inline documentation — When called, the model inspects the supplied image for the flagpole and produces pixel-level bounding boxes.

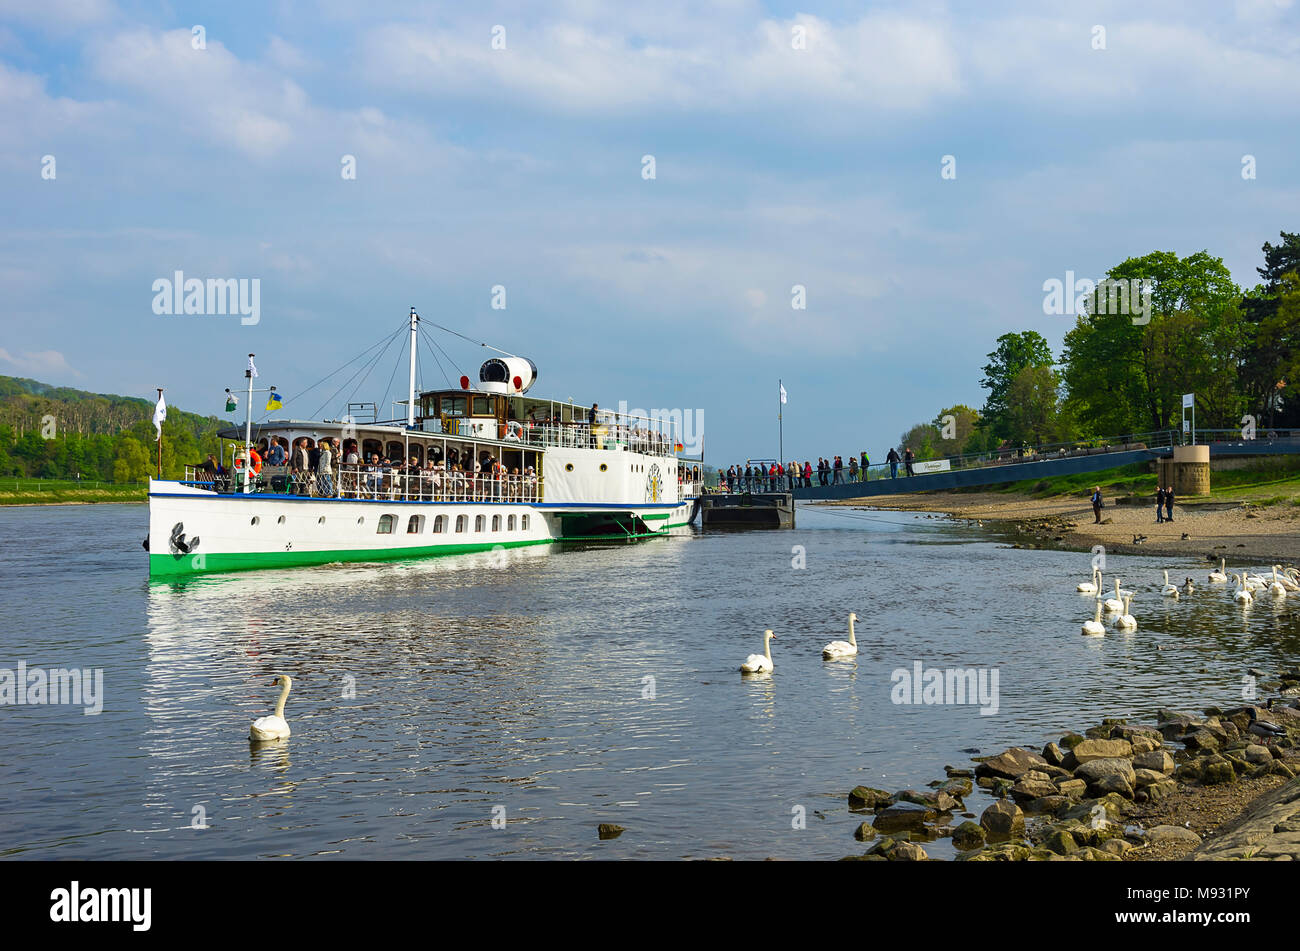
[245,354,255,494]
[156,388,163,478]
[778,379,784,466]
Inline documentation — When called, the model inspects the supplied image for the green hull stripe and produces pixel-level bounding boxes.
[148,519,693,578]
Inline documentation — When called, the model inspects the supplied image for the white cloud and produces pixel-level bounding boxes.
[0,347,81,378]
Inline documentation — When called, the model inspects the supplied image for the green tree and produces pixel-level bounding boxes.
[112,435,151,483]
[979,332,1053,440]
[932,404,980,457]
[1004,365,1064,446]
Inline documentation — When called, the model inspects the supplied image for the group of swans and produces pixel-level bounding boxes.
[740,613,859,672]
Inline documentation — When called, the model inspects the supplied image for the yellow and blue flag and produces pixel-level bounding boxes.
[265,388,283,412]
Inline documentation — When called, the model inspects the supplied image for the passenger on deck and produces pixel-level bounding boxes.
[267,438,287,466]
[317,440,334,497]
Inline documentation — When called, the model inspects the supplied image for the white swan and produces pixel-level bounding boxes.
[1082,599,1105,637]
[1269,567,1287,599]
[1077,568,1100,594]
[250,675,292,741]
[1183,577,1195,594]
[1103,579,1125,613]
[741,630,776,673]
[1274,566,1300,591]
[1208,559,1228,584]
[822,613,858,659]
[1233,574,1253,605]
[1161,570,1179,598]
[1114,594,1137,630]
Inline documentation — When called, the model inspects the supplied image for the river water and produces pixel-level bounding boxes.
[1,502,1296,860]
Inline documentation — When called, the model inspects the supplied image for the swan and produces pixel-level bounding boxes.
[1208,559,1228,583]
[1183,577,1195,594]
[250,675,292,741]
[1269,567,1287,599]
[1114,594,1137,630]
[1077,568,1101,594]
[1161,570,1179,598]
[1103,579,1125,613]
[741,630,777,673]
[1233,574,1253,605]
[1273,566,1300,591]
[1082,599,1105,637]
[822,613,858,659]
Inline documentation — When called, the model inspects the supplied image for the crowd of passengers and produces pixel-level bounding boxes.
[196,436,540,501]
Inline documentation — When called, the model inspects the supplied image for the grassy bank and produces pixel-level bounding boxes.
[983,459,1300,505]
[0,478,147,505]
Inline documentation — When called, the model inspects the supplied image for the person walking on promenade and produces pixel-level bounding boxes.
[904,447,915,477]
[803,460,812,487]
[1091,486,1103,524]
[886,447,900,479]
[833,455,844,484]
[848,456,858,481]
[1165,485,1175,522]
[860,450,869,481]
[1155,485,1166,523]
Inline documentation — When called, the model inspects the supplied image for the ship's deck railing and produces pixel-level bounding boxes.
[520,422,676,455]
[178,465,543,503]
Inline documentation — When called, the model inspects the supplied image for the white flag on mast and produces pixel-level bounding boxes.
[247,355,259,378]
[779,383,788,405]
[152,393,167,438]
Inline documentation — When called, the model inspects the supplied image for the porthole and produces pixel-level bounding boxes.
[565,463,574,472]
[250,516,260,526]
[599,463,608,472]
[318,516,326,524]
[277,515,286,525]
[357,516,364,525]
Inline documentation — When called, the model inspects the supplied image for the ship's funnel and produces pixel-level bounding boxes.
[478,357,538,394]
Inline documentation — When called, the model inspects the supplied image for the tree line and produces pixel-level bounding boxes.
[0,377,229,482]
[901,231,1300,459]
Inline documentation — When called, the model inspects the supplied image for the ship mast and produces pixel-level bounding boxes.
[408,307,419,429]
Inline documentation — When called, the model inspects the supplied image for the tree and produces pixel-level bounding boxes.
[1242,233,1300,425]
[112,435,150,483]
[1004,365,1064,446]
[979,332,1053,440]
[900,422,939,460]
[932,404,980,457]
[1061,250,1240,436]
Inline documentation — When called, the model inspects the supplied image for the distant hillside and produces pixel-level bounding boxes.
[0,376,233,481]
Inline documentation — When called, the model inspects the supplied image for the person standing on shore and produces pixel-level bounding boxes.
[860,450,869,481]
[904,447,915,477]
[886,447,900,479]
[1155,485,1166,523]
[1165,485,1175,522]
[1091,486,1103,524]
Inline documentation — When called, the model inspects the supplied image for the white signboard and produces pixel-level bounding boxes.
[1182,393,1195,408]
[914,459,952,474]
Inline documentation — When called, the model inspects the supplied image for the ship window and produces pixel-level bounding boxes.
[492,515,501,531]
[475,515,485,532]
[565,463,574,472]
[277,515,286,524]
[357,516,364,525]
[455,515,467,532]
[472,396,492,416]
[599,463,607,472]
[442,395,467,416]
[386,442,404,461]
[318,516,325,524]
[377,514,395,534]
[434,515,446,533]
[362,439,382,459]
[250,516,260,526]
[508,515,516,531]
[521,515,529,530]
[407,515,424,534]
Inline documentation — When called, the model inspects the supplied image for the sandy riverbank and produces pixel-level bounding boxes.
[830,490,1300,564]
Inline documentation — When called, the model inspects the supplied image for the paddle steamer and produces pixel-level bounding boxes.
[146,310,701,577]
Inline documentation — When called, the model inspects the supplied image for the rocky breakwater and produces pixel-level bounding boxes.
[839,682,1300,861]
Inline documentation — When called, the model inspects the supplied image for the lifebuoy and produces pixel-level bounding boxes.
[504,421,523,441]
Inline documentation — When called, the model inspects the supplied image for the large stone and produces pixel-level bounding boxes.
[1056,778,1088,799]
[1042,742,1066,766]
[886,841,928,861]
[1075,757,1136,787]
[980,799,1025,841]
[1043,828,1078,855]
[974,747,1048,780]
[1147,824,1202,847]
[1184,729,1221,752]
[1244,744,1274,765]
[1059,732,1086,750]
[1089,774,1135,798]
[1133,750,1175,775]
[1144,779,1178,801]
[854,822,876,841]
[848,786,892,809]
[1068,738,1134,766]
[1200,755,1236,785]
[1133,767,1167,788]
[894,789,959,812]
[1009,779,1058,803]
[873,801,935,833]
[1024,795,1070,815]
[951,820,986,851]
[1111,724,1162,746]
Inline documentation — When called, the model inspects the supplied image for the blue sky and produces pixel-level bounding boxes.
[1,0,1297,464]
